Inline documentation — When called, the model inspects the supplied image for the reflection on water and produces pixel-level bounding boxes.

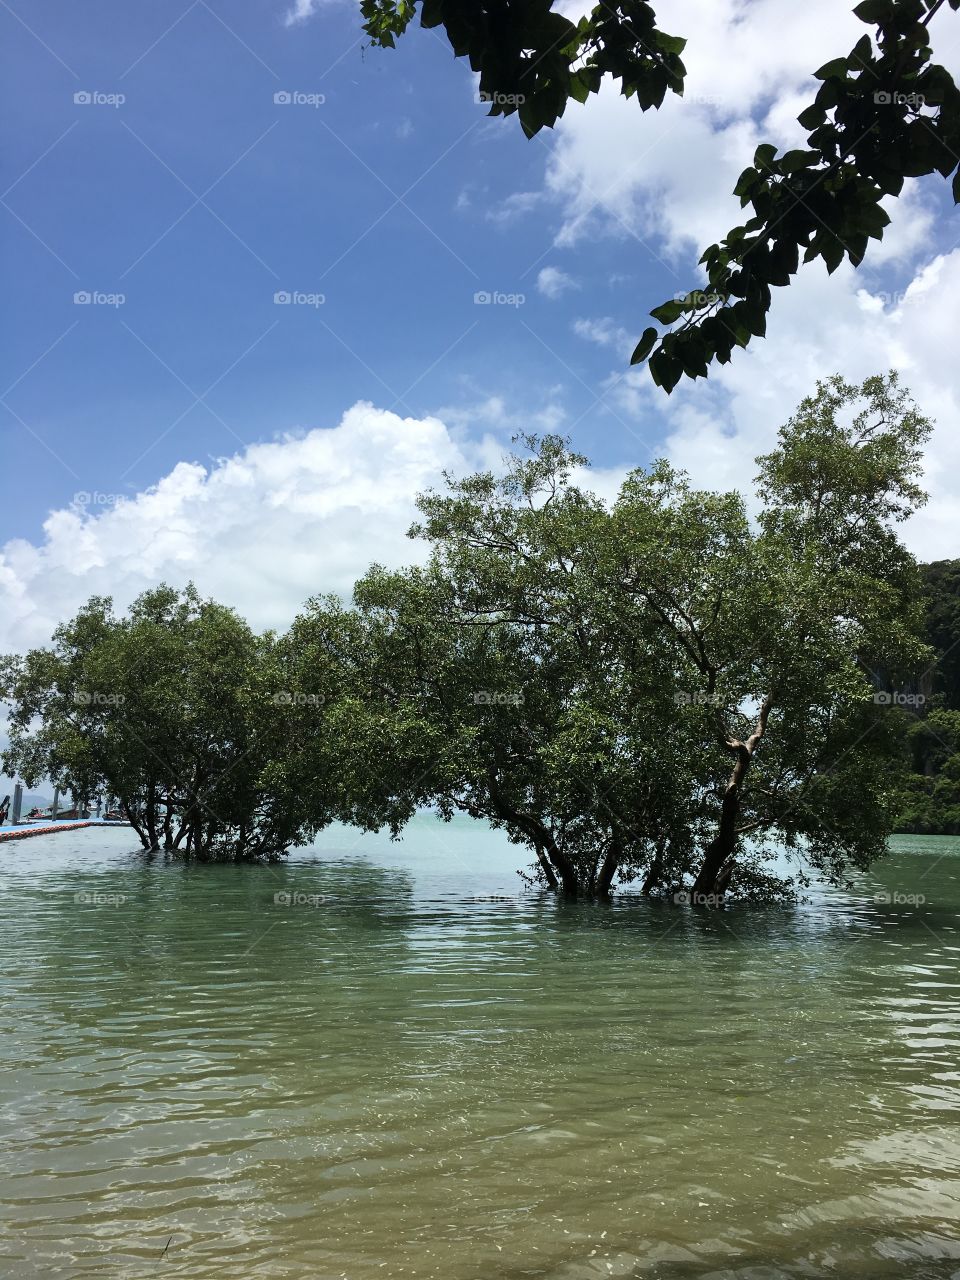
[1,819,960,1277]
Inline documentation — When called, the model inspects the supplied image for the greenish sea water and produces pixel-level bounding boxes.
[1,819,959,1278]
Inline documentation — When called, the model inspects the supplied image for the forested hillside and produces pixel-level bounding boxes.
[896,560,960,835]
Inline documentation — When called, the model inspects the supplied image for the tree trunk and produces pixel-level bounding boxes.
[484,766,579,897]
[541,834,579,898]
[691,764,744,900]
[691,695,773,901]
[121,797,149,849]
[714,858,735,897]
[642,839,667,896]
[534,841,560,891]
[144,782,160,850]
[596,829,622,897]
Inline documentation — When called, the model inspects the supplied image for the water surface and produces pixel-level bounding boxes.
[1,819,959,1278]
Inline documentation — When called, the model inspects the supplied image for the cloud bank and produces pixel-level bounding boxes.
[1,405,474,653]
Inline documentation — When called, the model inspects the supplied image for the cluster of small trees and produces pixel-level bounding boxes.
[0,589,298,859]
[0,373,936,899]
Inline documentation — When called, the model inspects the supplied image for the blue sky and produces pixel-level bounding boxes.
[0,0,693,545]
[1,0,958,659]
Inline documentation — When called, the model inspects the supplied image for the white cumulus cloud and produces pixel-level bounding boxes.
[537,266,578,299]
[0,404,478,654]
[603,253,960,565]
[537,0,957,268]
[0,402,629,658]
[283,0,323,26]
[572,316,633,358]
[517,0,960,562]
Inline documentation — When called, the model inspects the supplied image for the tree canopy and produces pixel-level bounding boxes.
[316,373,928,900]
[0,374,937,901]
[1,587,325,860]
[361,0,960,390]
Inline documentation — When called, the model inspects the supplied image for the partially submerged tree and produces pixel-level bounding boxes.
[269,595,448,843]
[361,0,960,389]
[343,560,702,897]
[610,372,933,898]
[1,586,316,860]
[0,376,933,898]
[332,372,931,900]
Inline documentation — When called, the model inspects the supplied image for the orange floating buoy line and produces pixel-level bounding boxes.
[0,820,117,844]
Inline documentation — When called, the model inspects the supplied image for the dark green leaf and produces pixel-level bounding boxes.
[780,149,818,174]
[798,104,826,130]
[650,299,684,325]
[568,70,591,104]
[631,327,659,365]
[653,31,687,54]
[649,349,683,392]
[822,234,846,273]
[853,0,895,23]
[815,57,850,81]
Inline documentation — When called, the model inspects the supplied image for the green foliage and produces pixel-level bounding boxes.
[274,594,447,840]
[361,0,686,136]
[896,709,960,833]
[921,559,960,707]
[891,564,960,833]
[360,0,960,389]
[0,586,336,861]
[359,0,416,48]
[0,375,936,901]
[644,0,960,390]
[294,370,930,900]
